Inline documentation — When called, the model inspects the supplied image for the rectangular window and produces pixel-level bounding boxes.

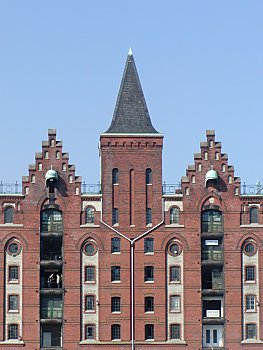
[145,324,154,340]
[9,266,19,281]
[85,324,95,340]
[111,297,121,312]
[111,237,120,253]
[246,295,256,311]
[144,266,154,282]
[85,295,95,311]
[170,266,180,282]
[144,238,154,253]
[213,329,217,343]
[111,324,121,340]
[146,208,152,225]
[145,297,154,312]
[170,295,180,312]
[85,266,95,282]
[8,324,18,340]
[246,266,255,282]
[8,295,18,311]
[170,324,180,340]
[111,266,121,282]
[206,329,210,343]
[246,324,256,339]
[112,208,119,225]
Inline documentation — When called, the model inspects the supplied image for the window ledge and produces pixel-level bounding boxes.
[145,311,154,314]
[241,339,263,344]
[166,340,186,344]
[146,224,152,227]
[111,281,121,284]
[144,252,154,255]
[79,340,97,344]
[111,311,121,314]
[0,224,24,227]
[80,224,100,228]
[165,224,185,228]
[0,340,25,345]
[112,252,121,255]
[240,225,263,228]
[144,281,154,284]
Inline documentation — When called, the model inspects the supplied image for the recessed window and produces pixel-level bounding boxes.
[85,324,95,340]
[62,163,67,171]
[234,187,239,195]
[8,324,18,340]
[185,187,189,195]
[111,324,121,340]
[111,297,121,312]
[170,266,180,282]
[250,207,258,224]
[9,266,18,281]
[202,210,222,233]
[246,295,256,311]
[75,187,80,195]
[145,324,154,340]
[170,207,179,224]
[191,175,196,183]
[50,139,55,147]
[85,266,95,282]
[144,266,154,282]
[170,295,180,312]
[8,295,18,311]
[111,237,120,253]
[146,208,152,225]
[145,297,154,312]
[56,151,60,159]
[144,238,154,254]
[44,151,49,159]
[4,207,14,224]
[215,152,220,160]
[170,324,181,340]
[209,140,213,148]
[112,208,119,225]
[84,242,97,256]
[38,163,42,171]
[31,174,35,183]
[111,266,121,282]
[245,266,255,282]
[7,242,21,256]
[146,168,152,185]
[197,163,202,172]
[246,324,256,339]
[68,175,73,183]
[85,295,95,311]
[85,207,95,224]
[228,175,232,184]
[221,164,226,172]
[169,243,181,256]
[25,186,29,195]
[112,168,119,185]
[204,151,208,160]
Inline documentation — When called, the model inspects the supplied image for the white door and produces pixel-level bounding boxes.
[203,326,223,347]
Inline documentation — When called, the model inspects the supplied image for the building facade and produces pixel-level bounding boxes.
[0,52,263,350]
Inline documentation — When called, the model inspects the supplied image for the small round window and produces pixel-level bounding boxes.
[243,242,257,256]
[84,242,97,256]
[7,242,21,256]
[169,243,181,256]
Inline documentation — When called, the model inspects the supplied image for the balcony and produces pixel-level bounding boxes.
[202,249,223,264]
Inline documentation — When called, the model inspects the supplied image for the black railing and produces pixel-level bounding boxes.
[202,249,223,261]
[241,182,263,195]
[81,182,101,194]
[162,182,181,194]
[0,182,22,194]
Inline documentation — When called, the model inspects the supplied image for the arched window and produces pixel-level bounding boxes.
[204,152,208,160]
[170,207,179,224]
[44,151,49,159]
[197,163,202,172]
[112,168,119,185]
[221,164,226,172]
[41,209,63,232]
[31,174,35,183]
[68,175,73,183]
[56,151,60,159]
[215,152,220,160]
[85,207,95,224]
[250,207,258,224]
[4,207,14,224]
[62,163,66,171]
[146,168,152,185]
[202,210,222,233]
[191,175,196,184]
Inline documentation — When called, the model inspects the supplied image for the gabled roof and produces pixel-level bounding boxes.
[105,50,159,134]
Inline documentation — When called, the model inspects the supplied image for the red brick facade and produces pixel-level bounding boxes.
[0,53,263,350]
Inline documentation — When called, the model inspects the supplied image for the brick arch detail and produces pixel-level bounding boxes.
[161,232,189,251]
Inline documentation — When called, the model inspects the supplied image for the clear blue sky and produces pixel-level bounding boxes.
[0,1,262,185]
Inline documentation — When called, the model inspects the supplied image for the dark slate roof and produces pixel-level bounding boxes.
[105,52,159,134]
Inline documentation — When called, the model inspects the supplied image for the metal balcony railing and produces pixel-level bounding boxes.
[202,249,223,261]
[41,307,62,319]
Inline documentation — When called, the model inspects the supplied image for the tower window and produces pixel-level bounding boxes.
[250,207,258,224]
[144,238,154,253]
[197,163,202,172]
[56,151,60,159]
[111,297,121,312]
[170,207,179,224]
[245,266,255,282]
[204,151,208,160]
[221,164,226,172]
[145,324,154,340]
[146,208,152,225]
[111,324,121,340]
[145,297,154,312]
[31,174,35,183]
[112,168,119,184]
[4,207,14,224]
[62,163,66,171]
[38,163,42,171]
[112,208,119,225]
[215,152,220,160]
[44,151,49,159]
[111,237,120,253]
[228,175,232,184]
[144,266,154,282]
[85,207,95,224]
[146,168,152,185]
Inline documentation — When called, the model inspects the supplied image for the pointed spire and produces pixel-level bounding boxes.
[105,51,158,134]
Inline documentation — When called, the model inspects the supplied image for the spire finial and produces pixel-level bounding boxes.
[128,47,133,56]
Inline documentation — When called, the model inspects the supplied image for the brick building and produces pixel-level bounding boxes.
[0,51,263,350]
